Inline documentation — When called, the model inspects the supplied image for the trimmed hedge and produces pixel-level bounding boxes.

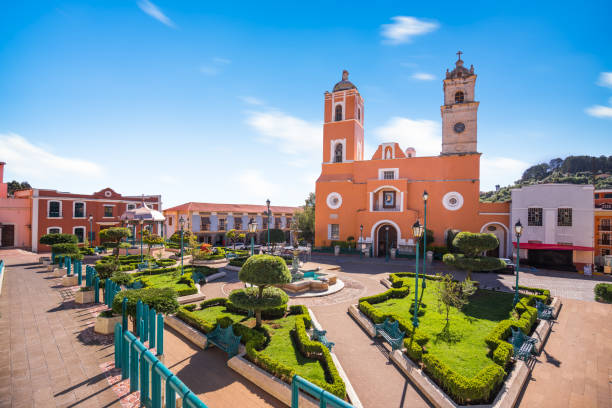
[443,254,506,271]
[137,272,198,297]
[594,283,612,303]
[111,287,179,318]
[359,276,546,404]
[176,302,346,399]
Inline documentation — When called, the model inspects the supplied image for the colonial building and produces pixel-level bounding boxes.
[31,188,161,252]
[0,162,32,249]
[314,53,511,257]
[510,184,594,271]
[163,202,300,245]
[594,189,612,260]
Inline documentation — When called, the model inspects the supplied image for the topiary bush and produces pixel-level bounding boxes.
[110,271,134,287]
[443,254,506,272]
[452,232,499,258]
[111,287,179,320]
[594,283,612,303]
[40,233,77,245]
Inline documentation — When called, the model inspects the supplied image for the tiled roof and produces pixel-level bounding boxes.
[163,202,300,214]
[316,173,354,183]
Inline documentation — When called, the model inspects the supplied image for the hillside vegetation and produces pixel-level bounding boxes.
[480,155,612,202]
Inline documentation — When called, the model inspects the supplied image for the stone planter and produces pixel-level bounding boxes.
[62,275,79,287]
[94,314,122,335]
[191,258,226,267]
[334,245,340,256]
[54,267,67,277]
[75,290,94,304]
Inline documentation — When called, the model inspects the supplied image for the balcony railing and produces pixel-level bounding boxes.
[599,225,611,231]
[598,239,611,246]
[372,205,401,212]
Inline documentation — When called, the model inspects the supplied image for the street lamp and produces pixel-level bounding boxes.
[412,220,425,328]
[266,199,271,251]
[422,190,429,289]
[248,218,257,256]
[359,224,364,259]
[88,214,93,246]
[385,225,390,262]
[513,220,523,307]
[179,216,185,276]
[139,219,144,263]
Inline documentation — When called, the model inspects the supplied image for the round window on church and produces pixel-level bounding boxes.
[442,192,464,211]
[326,192,343,210]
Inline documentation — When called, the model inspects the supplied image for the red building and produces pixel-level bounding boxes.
[32,187,161,252]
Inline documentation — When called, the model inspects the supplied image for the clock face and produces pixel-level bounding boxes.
[454,122,465,133]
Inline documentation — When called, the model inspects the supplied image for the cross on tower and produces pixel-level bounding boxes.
[456,50,463,60]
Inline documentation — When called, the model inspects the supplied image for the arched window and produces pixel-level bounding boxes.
[455,91,464,103]
[334,143,343,163]
[384,147,392,159]
[335,105,343,121]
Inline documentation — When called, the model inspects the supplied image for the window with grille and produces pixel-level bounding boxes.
[48,227,60,234]
[104,206,113,217]
[74,227,85,243]
[605,193,612,198]
[48,201,61,218]
[218,219,226,231]
[335,105,342,121]
[528,208,543,226]
[234,218,242,230]
[455,91,464,103]
[127,204,136,210]
[330,224,339,240]
[383,171,395,180]
[74,202,85,218]
[557,208,572,227]
[275,217,282,229]
[334,143,343,163]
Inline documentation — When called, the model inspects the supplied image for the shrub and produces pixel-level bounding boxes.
[452,232,499,258]
[110,271,133,286]
[79,246,95,256]
[111,287,179,319]
[200,297,228,309]
[94,260,118,279]
[40,233,77,245]
[229,287,288,312]
[445,229,461,252]
[183,304,197,312]
[229,256,249,267]
[155,258,175,267]
[443,254,506,272]
[52,242,80,257]
[594,283,612,303]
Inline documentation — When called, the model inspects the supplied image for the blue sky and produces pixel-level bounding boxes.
[1,1,611,208]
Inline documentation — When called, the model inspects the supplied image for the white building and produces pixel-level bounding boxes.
[510,184,594,271]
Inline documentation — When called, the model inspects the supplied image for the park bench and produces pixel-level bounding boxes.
[509,327,538,361]
[535,300,554,320]
[312,328,335,351]
[226,252,237,260]
[206,324,242,357]
[374,318,405,351]
[130,280,145,290]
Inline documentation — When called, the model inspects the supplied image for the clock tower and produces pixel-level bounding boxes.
[441,51,479,154]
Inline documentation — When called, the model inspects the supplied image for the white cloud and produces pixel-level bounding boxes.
[586,105,612,118]
[381,16,439,45]
[412,72,436,81]
[597,72,612,88]
[200,57,231,76]
[137,0,175,27]
[480,157,530,191]
[234,170,280,200]
[239,96,265,106]
[373,117,441,156]
[0,133,103,183]
[246,110,320,155]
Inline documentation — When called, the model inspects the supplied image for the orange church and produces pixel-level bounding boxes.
[314,54,511,257]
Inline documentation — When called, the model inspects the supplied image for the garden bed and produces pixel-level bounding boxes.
[175,299,346,399]
[356,272,548,405]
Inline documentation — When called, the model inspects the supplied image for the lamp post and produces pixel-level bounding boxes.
[179,216,185,276]
[139,219,144,263]
[422,190,429,289]
[385,225,390,262]
[248,218,257,256]
[266,199,271,251]
[513,220,523,307]
[412,220,424,328]
[359,224,364,259]
[88,214,93,246]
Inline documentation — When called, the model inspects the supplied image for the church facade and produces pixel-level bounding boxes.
[314,54,511,257]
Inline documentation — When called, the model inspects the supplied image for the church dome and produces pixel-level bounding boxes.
[333,70,357,92]
[446,51,475,79]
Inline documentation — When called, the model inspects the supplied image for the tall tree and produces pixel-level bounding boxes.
[293,192,315,244]
[7,181,31,195]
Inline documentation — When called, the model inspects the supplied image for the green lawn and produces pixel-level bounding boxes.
[137,272,194,293]
[372,279,516,377]
[190,307,328,384]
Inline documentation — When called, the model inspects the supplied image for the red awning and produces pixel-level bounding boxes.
[512,242,594,251]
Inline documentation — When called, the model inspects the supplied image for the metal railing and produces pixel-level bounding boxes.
[291,375,353,408]
[599,225,611,231]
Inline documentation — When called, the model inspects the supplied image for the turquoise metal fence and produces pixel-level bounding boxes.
[291,375,353,408]
[114,323,206,408]
[105,278,122,308]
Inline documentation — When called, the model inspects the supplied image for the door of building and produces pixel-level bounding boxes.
[377,225,397,257]
[528,249,574,271]
[1,225,15,247]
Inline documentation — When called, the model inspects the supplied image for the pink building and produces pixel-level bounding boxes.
[0,162,33,248]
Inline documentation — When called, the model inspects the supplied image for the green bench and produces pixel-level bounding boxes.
[509,327,538,361]
[312,328,335,351]
[206,324,242,357]
[374,318,405,351]
[535,300,554,320]
[226,252,238,260]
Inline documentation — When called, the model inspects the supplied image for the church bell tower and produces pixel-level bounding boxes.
[441,51,479,154]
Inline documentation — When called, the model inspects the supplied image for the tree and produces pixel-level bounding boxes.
[100,227,131,260]
[443,232,504,279]
[40,233,77,245]
[226,229,245,250]
[51,242,81,260]
[294,192,315,244]
[112,287,179,323]
[228,255,291,327]
[169,230,197,248]
[433,273,477,326]
[7,180,31,196]
[142,230,165,255]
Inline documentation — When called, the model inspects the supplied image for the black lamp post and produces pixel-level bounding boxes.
[266,199,271,251]
[248,217,257,256]
[88,214,93,246]
[385,225,390,262]
[179,216,185,275]
[412,220,425,328]
[139,219,144,263]
[513,220,523,307]
[359,224,364,259]
[422,190,429,289]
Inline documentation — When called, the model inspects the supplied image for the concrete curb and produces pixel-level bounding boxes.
[348,304,376,337]
[0,261,5,296]
[165,315,208,349]
[177,293,206,305]
[204,271,226,283]
[380,278,392,288]
[550,296,562,319]
[532,319,552,354]
[224,265,241,272]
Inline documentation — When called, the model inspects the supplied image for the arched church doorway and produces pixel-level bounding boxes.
[376,224,398,257]
[480,222,508,258]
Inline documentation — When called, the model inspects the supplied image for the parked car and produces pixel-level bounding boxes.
[498,258,515,274]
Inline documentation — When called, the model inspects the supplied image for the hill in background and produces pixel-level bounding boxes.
[480,155,612,202]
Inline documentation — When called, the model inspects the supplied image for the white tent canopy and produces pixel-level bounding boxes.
[120,202,165,222]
